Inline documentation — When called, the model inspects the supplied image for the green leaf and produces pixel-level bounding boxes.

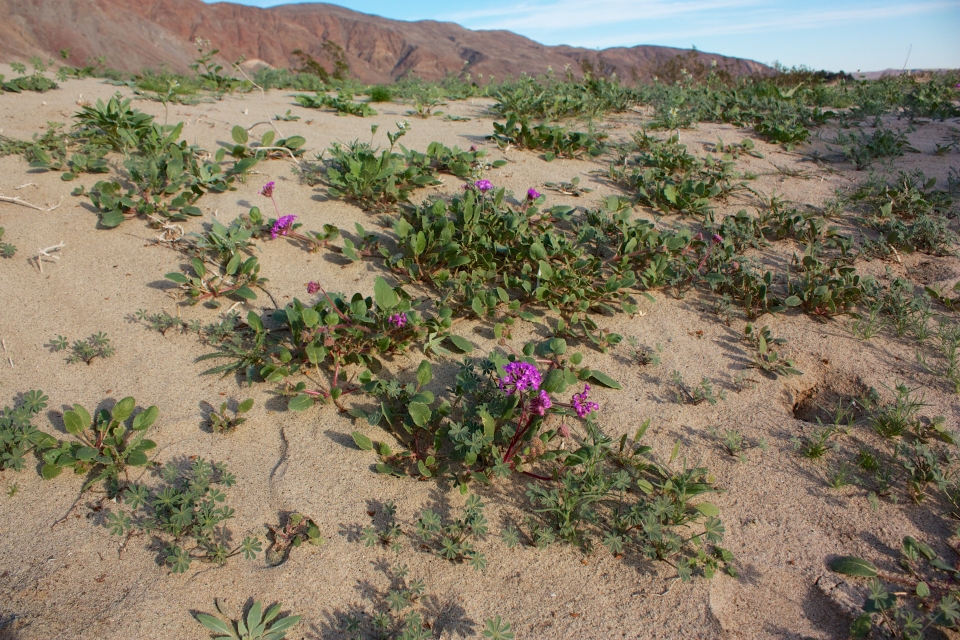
[694,502,719,517]
[408,402,431,427]
[63,410,86,435]
[126,450,148,466]
[287,394,315,411]
[448,335,474,353]
[537,259,554,280]
[233,285,257,300]
[231,125,249,145]
[480,410,495,439]
[829,556,878,578]
[196,612,236,637]
[785,296,802,307]
[112,397,136,422]
[849,614,872,639]
[916,581,930,598]
[165,272,189,284]
[586,370,622,389]
[132,405,159,431]
[541,368,565,394]
[237,398,254,413]
[416,360,432,387]
[352,432,373,451]
[41,463,63,479]
[373,276,398,310]
[99,210,126,228]
[266,614,303,636]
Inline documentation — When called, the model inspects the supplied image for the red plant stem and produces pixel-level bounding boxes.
[268,195,282,219]
[521,470,552,481]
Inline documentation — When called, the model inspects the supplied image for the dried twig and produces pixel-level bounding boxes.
[1,339,11,368]
[232,62,286,140]
[34,241,65,273]
[146,214,185,244]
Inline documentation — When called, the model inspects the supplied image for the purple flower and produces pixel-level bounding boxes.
[307,281,321,294]
[571,384,599,418]
[527,188,541,200]
[260,181,275,198]
[474,179,493,192]
[270,215,297,239]
[388,313,407,328]
[529,390,552,416]
[498,361,541,395]
[712,234,723,244]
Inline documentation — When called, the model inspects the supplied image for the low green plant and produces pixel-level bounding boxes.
[918,320,960,394]
[208,399,254,433]
[415,494,489,570]
[543,175,593,196]
[199,278,452,405]
[490,113,607,161]
[0,228,16,258]
[1,57,59,93]
[50,332,115,364]
[352,343,620,483]
[610,132,744,218]
[294,91,377,117]
[324,128,440,211]
[0,391,57,472]
[826,461,858,489]
[708,427,765,462]
[785,256,872,318]
[793,422,841,459]
[266,512,324,566]
[926,281,960,312]
[525,422,734,580]
[744,323,802,377]
[165,255,266,305]
[360,500,403,553]
[669,371,726,405]
[831,535,960,639]
[106,458,261,572]
[866,383,926,439]
[41,396,157,491]
[228,125,306,160]
[368,85,393,102]
[79,95,258,227]
[834,123,918,170]
[197,600,302,640]
[626,336,662,366]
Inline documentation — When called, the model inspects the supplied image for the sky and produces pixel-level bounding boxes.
[204,0,960,72]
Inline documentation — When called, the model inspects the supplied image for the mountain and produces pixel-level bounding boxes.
[0,0,772,83]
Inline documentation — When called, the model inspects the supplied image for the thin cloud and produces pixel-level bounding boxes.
[446,0,761,31]
[445,0,953,48]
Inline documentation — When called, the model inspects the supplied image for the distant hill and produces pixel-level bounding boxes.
[0,0,772,83]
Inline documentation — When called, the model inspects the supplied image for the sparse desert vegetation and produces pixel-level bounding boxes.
[0,25,959,640]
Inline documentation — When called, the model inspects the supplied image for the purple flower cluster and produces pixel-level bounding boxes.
[259,181,275,198]
[529,390,552,416]
[498,361,541,395]
[474,179,493,192]
[307,281,321,294]
[712,233,723,244]
[388,312,407,328]
[571,384,599,418]
[270,215,297,239]
[527,188,541,200]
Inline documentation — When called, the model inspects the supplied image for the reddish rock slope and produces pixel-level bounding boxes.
[0,0,771,82]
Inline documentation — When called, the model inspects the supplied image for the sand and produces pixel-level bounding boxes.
[0,67,958,639]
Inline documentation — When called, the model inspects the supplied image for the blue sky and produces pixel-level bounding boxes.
[204,0,960,72]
